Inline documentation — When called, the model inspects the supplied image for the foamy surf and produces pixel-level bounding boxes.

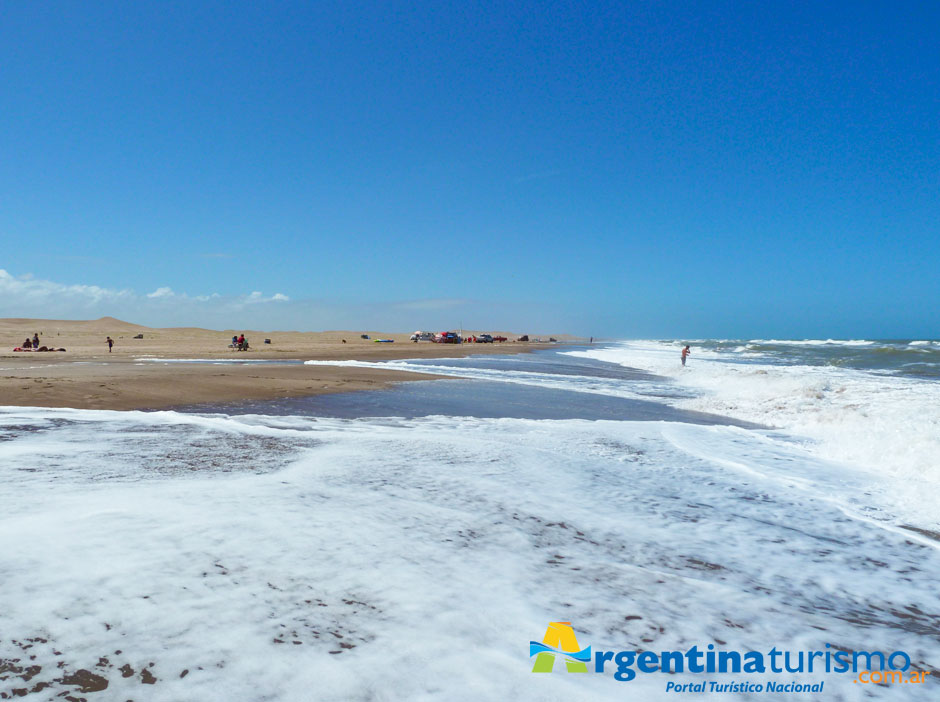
[563,341,940,529]
[1,406,938,700]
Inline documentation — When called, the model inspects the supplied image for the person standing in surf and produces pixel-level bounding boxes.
[681,345,690,366]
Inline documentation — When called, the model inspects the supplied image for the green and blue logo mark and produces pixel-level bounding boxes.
[530,622,592,673]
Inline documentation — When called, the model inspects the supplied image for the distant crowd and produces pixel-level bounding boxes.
[14,332,65,353]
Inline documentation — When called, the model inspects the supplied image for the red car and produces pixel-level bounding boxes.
[434,332,460,344]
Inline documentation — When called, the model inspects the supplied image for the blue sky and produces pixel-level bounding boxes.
[1,1,938,337]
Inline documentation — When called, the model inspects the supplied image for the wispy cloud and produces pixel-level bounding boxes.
[0,269,134,306]
[0,269,551,332]
[244,291,291,304]
[0,269,289,324]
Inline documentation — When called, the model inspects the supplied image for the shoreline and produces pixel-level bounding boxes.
[0,339,564,413]
[0,318,584,411]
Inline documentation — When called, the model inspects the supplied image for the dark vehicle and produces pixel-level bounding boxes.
[476,334,493,343]
[517,335,529,342]
[435,331,460,344]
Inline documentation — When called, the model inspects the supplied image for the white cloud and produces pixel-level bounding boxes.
[0,269,547,332]
[0,268,134,306]
[243,291,290,304]
[0,269,295,322]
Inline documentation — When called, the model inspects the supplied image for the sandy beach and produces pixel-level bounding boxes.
[0,317,567,410]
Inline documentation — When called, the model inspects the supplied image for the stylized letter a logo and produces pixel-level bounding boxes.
[530,622,590,673]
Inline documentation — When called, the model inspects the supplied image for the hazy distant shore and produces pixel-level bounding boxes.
[0,317,572,410]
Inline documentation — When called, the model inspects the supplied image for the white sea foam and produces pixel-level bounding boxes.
[747,339,876,346]
[1,407,938,700]
[564,342,940,528]
[305,349,940,528]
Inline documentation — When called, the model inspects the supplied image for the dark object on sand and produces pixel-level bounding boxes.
[342,339,347,343]
[517,335,529,342]
[361,334,370,339]
[264,338,271,344]
[549,337,557,342]
[133,333,144,339]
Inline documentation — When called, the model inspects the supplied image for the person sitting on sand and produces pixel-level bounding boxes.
[681,345,691,366]
[24,338,32,349]
[237,334,248,351]
[231,335,238,348]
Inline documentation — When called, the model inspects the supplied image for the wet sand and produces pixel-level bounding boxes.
[0,318,566,410]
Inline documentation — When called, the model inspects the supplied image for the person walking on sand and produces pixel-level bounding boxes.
[107,336,114,353]
[681,345,690,366]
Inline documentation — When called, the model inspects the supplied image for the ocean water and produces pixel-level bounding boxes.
[563,340,940,528]
[1,344,938,701]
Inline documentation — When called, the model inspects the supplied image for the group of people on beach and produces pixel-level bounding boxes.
[231,334,249,351]
[13,332,66,353]
[22,333,41,349]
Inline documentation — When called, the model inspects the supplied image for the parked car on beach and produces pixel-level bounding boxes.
[434,332,460,344]
[476,334,493,343]
[410,331,435,341]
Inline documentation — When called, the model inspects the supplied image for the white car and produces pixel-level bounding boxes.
[410,331,435,341]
